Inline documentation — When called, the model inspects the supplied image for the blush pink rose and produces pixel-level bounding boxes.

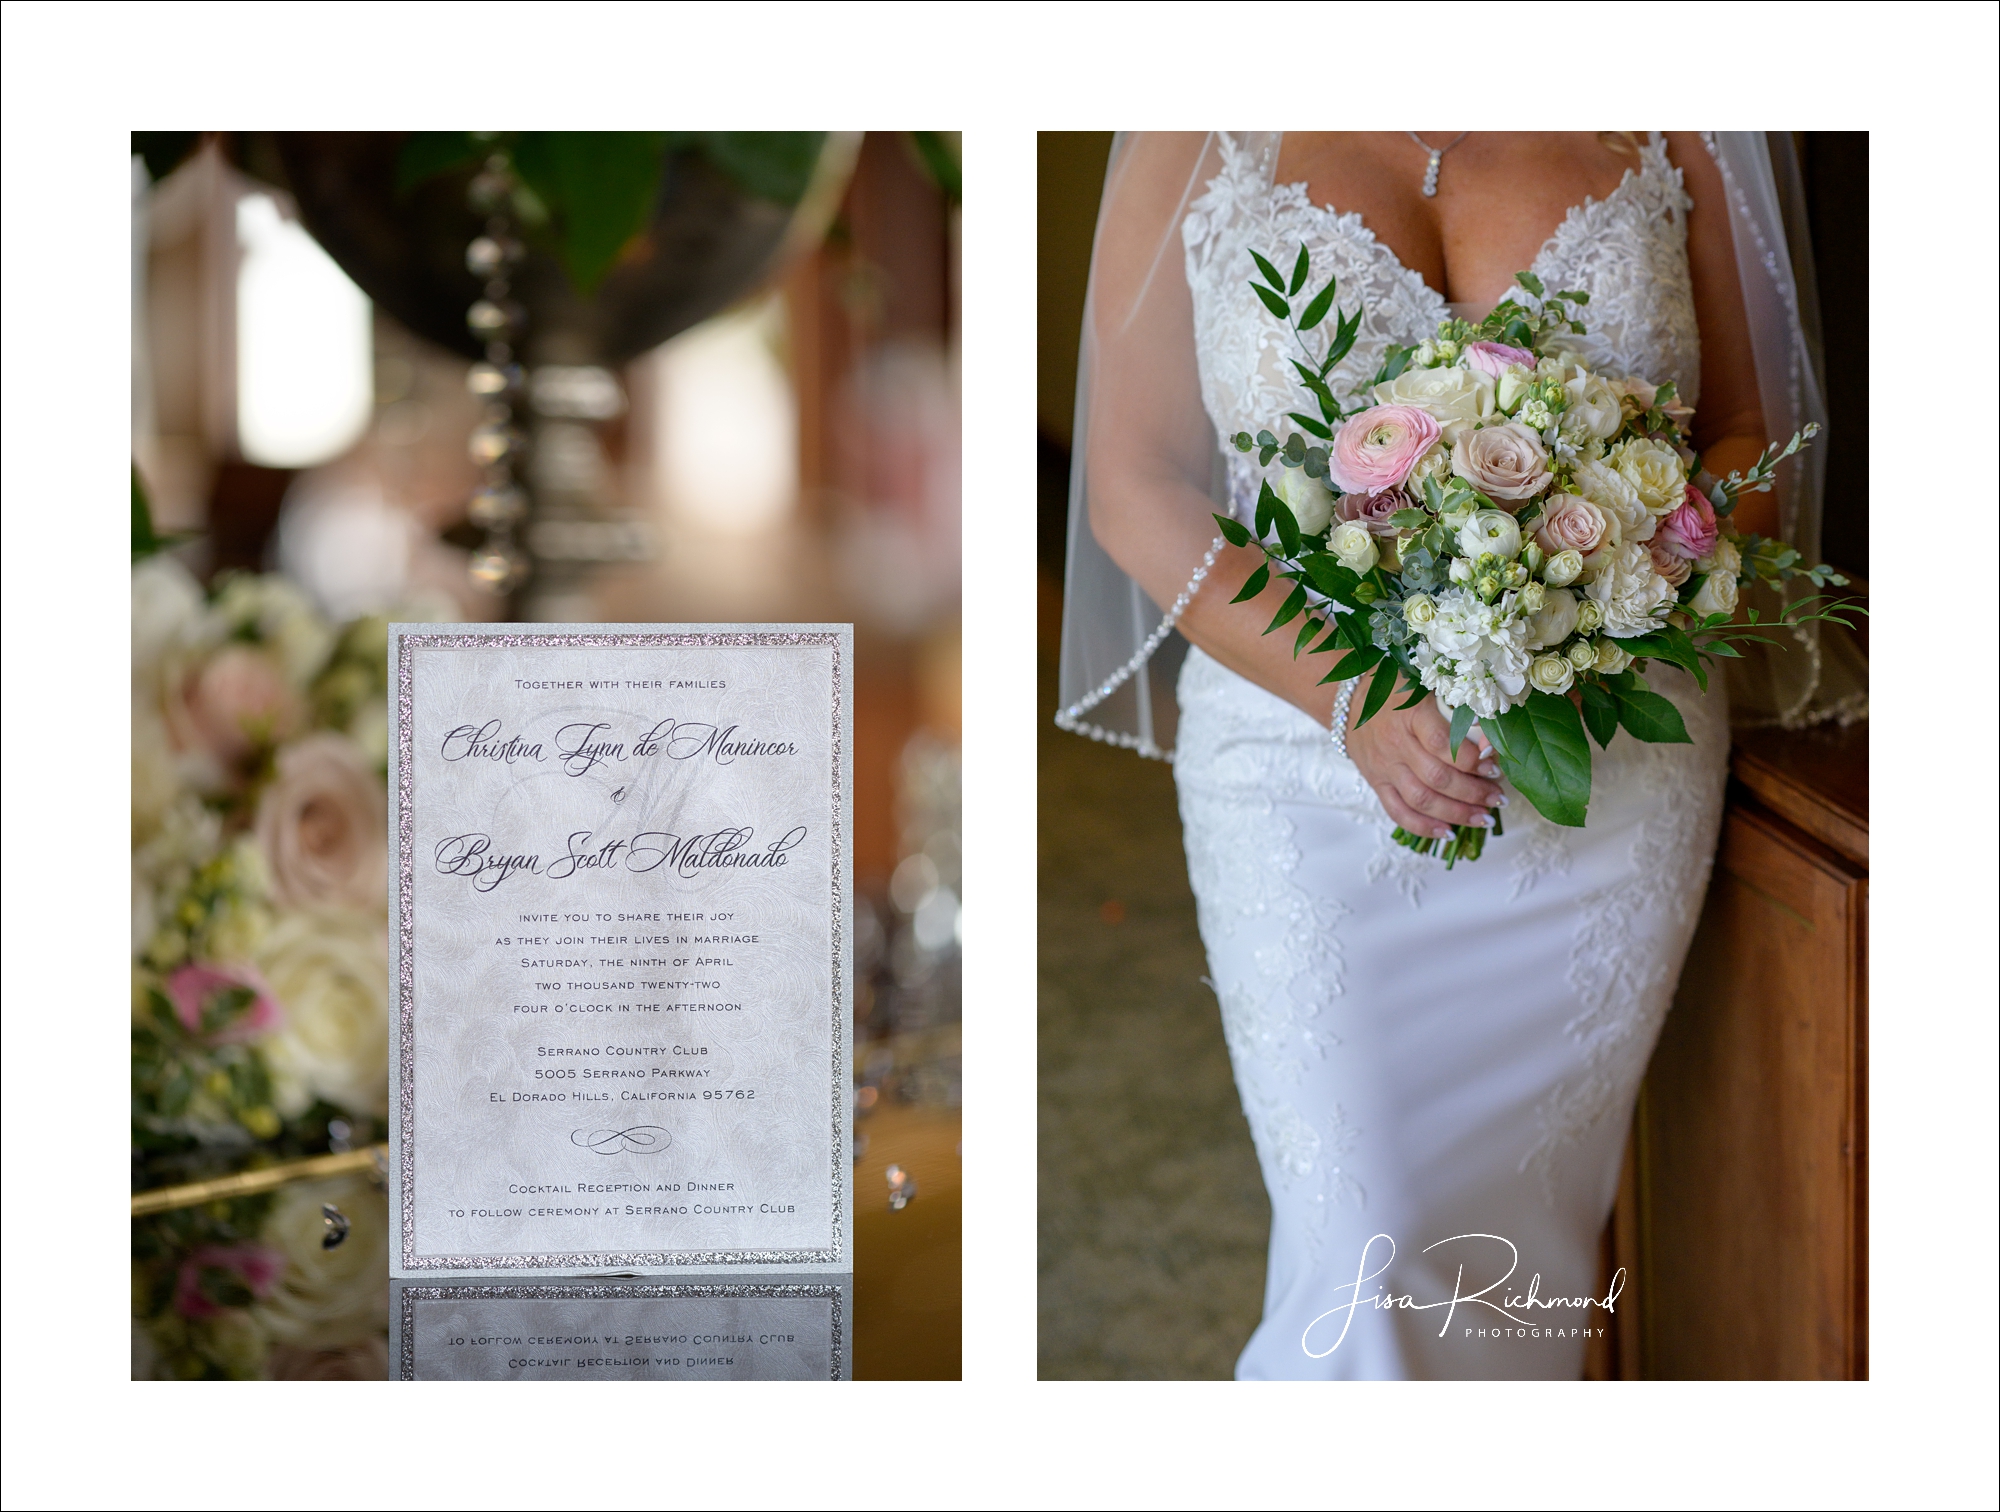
[165,962,284,1043]
[1533,493,1611,557]
[174,1243,285,1320]
[1648,539,1694,588]
[1336,487,1412,538]
[1462,341,1537,379]
[169,645,303,766]
[1451,420,1552,502]
[256,733,388,911]
[1656,484,1720,560]
[1327,405,1441,494]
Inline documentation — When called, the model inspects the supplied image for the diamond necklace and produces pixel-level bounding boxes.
[1408,131,1470,198]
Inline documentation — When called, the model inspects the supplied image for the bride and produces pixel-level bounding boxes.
[1057,132,1835,1379]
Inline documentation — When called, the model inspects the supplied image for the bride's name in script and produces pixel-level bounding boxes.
[435,826,808,892]
[439,719,799,778]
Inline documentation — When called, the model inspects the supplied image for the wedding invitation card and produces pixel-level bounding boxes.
[392,1277,848,1380]
[388,626,852,1276]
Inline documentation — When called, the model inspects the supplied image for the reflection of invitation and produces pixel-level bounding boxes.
[392,1279,848,1380]
[389,626,851,1275]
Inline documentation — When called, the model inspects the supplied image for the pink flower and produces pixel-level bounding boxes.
[1336,487,1412,538]
[1648,539,1694,588]
[164,962,283,1044]
[1327,405,1440,494]
[173,1243,285,1320]
[1534,493,1611,558]
[255,733,387,912]
[1462,341,1537,378]
[167,645,303,767]
[1656,483,1719,560]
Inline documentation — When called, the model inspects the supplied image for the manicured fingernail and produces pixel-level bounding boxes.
[1436,827,1453,840]
[1479,763,1500,778]
[1476,814,1494,828]
[1495,794,1509,807]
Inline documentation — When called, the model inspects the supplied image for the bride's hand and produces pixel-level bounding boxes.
[1342,673,1505,840]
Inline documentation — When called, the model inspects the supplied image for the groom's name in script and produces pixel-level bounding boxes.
[435,826,808,892]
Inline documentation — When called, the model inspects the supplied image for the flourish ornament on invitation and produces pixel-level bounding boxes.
[388,625,852,1275]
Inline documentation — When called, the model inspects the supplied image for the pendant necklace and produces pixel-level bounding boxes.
[1408,132,1470,197]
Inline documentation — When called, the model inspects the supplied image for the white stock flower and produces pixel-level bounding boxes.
[1278,467,1337,536]
[1585,541,1677,637]
[1370,363,1496,444]
[1455,509,1522,562]
[1408,586,1533,719]
[1608,437,1687,515]
[1528,654,1576,695]
[256,909,390,1118]
[1525,587,1580,649]
[1571,458,1655,545]
[1541,549,1584,588]
[1330,521,1379,572]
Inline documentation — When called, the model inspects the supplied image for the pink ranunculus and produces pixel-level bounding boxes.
[165,962,283,1044]
[1462,341,1537,379]
[173,1243,285,1320]
[1648,539,1694,588]
[1327,405,1440,494]
[1336,486,1412,538]
[1657,483,1719,560]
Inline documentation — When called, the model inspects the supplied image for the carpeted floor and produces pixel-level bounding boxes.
[1037,589,1269,1379]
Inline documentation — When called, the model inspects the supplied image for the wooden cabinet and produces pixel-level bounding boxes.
[1589,719,1868,1380]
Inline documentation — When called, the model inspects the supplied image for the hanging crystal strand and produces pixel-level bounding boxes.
[1054,535,1225,756]
[462,153,531,596]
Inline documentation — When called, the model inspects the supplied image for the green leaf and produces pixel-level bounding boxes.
[395,131,489,196]
[1289,243,1310,296]
[1272,497,1303,558]
[1251,250,1287,293]
[1355,663,1399,727]
[1251,282,1291,320]
[1287,412,1333,441]
[1578,680,1619,749]
[1514,269,1545,298]
[1447,702,1477,761]
[1294,613,1323,657]
[1298,279,1338,332]
[511,131,671,293]
[1213,513,1252,549]
[1300,555,1360,605]
[1610,687,1692,745]
[1482,691,1592,827]
[1330,647,1382,682]
[1375,345,1414,384]
[1388,508,1430,530]
[1265,583,1309,634]
[1230,562,1270,604]
[1231,431,1255,452]
[1393,682,1430,710]
[1255,481,1277,541]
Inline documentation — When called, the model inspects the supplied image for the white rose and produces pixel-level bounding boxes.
[1330,521,1379,572]
[1594,641,1635,674]
[1575,598,1605,634]
[1566,639,1600,670]
[1455,509,1522,562]
[1609,437,1687,515]
[1449,557,1474,584]
[256,909,389,1118]
[132,555,207,696]
[1402,593,1438,628]
[1278,467,1337,537]
[1562,373,1625,441]
[1687,568,1739,619]
[1371,363,1496,444]
[1407,443,1452,488]
[1525,587,1580,649]
[1571,458,1655,545]
[1528,654,1576,696]
[1696,536,1743,579]
[1584,540,1679,637]
[1542,549,1584,588]
[1494,367,1535,415]
[1517,580,1547,614]
[251,1173,390,1351]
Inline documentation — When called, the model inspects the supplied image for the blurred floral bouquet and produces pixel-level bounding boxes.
[130,483,427,1378]
[1217,248,1858,864]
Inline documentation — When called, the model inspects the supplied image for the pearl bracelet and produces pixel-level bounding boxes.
[1329,676,1358,760]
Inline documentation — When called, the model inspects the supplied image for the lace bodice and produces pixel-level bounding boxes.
[1182,132,1700,508]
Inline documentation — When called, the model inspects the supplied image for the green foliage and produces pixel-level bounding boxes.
[132,465,193,561]
[1483,692,1592,828]
[1447,702,1478,761]
[906,131,961,206]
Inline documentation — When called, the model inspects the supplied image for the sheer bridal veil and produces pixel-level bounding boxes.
[1056,132,1862,760]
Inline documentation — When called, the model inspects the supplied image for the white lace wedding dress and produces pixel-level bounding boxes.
[1174,132,1729,1380]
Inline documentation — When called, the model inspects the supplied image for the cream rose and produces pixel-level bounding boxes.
[1402,593,1438,629]
[250,1173,390,1351]
[1525,587,1580,650]
[1330,522,1379,572]
[1451,422,1551,502]
[1687,567,1739,619]
[1541,549,1584,588]
[1570,457,1655,544]
[1593,641,1635,674]
[1609,437,1688,515]
[1562,373,1625,442]
[255,910,389,1118]
[256,733,387,912]
[1575,598,1606,635]
[1277,467,1337,537]
[1528,654,1576,696]
[1566,639,1600,670]
[1370,364,1495,444]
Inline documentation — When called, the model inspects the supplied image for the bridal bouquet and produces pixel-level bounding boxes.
[131,477,415,1378]
[1215,246,1857,864]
